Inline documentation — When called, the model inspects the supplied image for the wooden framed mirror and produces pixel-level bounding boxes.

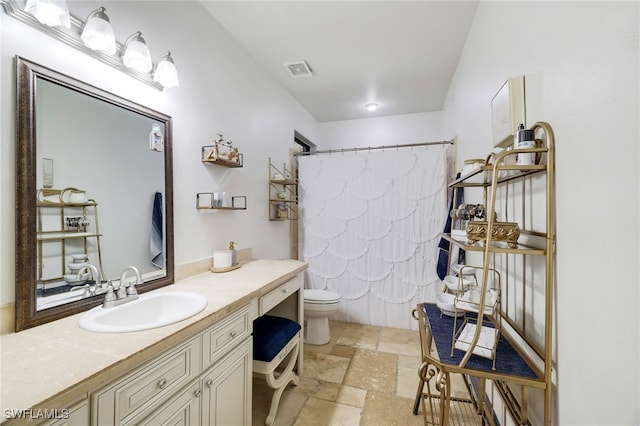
[15,56,174,331]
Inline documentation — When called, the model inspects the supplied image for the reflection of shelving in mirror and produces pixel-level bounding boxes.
[196,193,246,210]
[36,197,104,296]
[269,157,298,221]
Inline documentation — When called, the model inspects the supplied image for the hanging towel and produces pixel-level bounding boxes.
[437,173,465,280]
[150,191,164,268]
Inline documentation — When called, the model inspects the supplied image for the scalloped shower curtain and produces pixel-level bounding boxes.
[298,147,448,330]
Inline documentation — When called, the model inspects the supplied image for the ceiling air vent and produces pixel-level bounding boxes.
[283,60,313,78]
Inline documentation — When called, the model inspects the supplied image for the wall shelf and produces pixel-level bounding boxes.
[268,158,297,221]
[201,145,243,168]
[196,194,246,210]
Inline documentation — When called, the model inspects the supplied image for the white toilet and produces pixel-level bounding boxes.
[303,289,341,345]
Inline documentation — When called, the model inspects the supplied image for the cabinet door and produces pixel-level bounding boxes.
[201,337,252,426]
[91,336,200,425]
[40,397,89,426]
[127,380,201,426]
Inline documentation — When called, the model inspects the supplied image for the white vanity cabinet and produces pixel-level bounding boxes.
[91,336,202,425]
[90,303,256,426]
[40,397,89,426]
[1,261,308,426]
[200,337,253,425]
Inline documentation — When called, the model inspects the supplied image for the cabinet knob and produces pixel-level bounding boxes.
[194,389,202,397]
[229,330,237,338]
[157,378,168,389]
[282,288,287,294]
[206,379,214,388]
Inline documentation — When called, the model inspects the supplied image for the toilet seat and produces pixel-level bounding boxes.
[304,289,340,304]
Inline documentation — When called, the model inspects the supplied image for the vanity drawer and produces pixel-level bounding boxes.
[91,336,200,425]
[202,303,256,370]
[260,274,303,315]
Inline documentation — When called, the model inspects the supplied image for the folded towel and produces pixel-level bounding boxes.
[150,191,164,268]
[437,173,465,280]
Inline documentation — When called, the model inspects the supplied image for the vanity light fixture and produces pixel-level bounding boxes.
[365,102,379,112]
[153,51,180,88]
[80,7,116,55]
[123,31,153,74]
[23,0,70,28]
[2,0,176,90]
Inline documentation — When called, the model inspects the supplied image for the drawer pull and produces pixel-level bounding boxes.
[230,330,237,338]
[157,379,168,389]
[282,288,287,294]
[206,379,214,388]
[194,389,202,397]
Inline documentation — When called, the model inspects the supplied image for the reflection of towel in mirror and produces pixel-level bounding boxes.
[151,191,164,268]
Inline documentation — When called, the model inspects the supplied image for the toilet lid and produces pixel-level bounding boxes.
[304,289,340,303]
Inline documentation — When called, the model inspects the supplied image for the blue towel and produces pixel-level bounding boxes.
[150,191,164,268]
[437,173,465,280]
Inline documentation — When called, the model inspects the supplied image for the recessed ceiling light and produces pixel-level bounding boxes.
[365,103,378,112]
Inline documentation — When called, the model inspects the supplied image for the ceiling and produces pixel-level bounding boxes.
[200,1,479,123]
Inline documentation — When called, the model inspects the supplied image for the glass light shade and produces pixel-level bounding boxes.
[80,8,116,55]
[365,103,378,111]
[24,0,70,28]
[123,32,152,73]
[153,53,180,88]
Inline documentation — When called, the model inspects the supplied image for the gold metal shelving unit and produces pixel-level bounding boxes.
[268,157,298,221]
[414,122,555,425]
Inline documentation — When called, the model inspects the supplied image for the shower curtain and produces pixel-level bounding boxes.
[298,146,447,330]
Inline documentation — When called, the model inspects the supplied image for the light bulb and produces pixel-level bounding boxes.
[24,0,70,28]
[153,52,180,88]
[81,8,116,55]
[123,32,152,74]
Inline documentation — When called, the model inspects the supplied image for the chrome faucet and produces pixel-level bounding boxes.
[102,266,141,308]
[80,264,105,295]
[120,266,142,295]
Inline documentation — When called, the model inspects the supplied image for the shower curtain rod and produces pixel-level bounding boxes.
[294,138,454,156]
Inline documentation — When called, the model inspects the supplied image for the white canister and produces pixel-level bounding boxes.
[213,250,233,269]
[515,124,536,166]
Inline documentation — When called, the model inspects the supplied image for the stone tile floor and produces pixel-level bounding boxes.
[252,320,472,426]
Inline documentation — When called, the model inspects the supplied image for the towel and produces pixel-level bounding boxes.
[150,191,164,268]
[437,173,465,280]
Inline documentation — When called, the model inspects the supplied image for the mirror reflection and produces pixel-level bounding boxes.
[35,79,166,310]
[15,56,174,330]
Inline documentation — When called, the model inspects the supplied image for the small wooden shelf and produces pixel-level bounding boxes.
[201,145,243,168]
[196,194,247,210]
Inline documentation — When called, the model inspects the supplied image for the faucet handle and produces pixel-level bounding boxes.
[104,282,117,303]
[126,282,138,296]
[117,282,127,299]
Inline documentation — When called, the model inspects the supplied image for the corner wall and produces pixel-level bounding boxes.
[440,2,639,424]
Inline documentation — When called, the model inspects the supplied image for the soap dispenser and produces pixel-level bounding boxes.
[229,241,238,266]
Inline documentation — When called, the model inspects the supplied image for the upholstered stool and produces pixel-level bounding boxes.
[253,315,302,426]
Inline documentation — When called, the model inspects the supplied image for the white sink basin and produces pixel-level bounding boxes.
[79,291,208,333]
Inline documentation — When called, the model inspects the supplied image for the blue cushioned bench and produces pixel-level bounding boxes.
[253,315,302,426]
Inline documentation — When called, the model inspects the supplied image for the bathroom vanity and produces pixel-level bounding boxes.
[0,259,306,425]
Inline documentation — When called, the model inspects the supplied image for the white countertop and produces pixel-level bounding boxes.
[0,259,307,418]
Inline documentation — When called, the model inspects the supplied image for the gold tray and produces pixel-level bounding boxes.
[466,221,520,248]
[210,264,241,273]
